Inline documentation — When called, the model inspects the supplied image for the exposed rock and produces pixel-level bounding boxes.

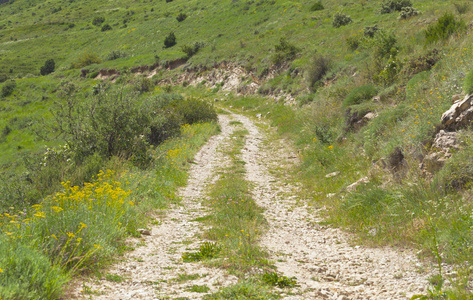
[441,94,473,130]
[421,152,447,174]
[346,177,369,192]
[345,109,377,132]
[325,171,340,178]
[137,229,151,236]
[452,94,463,103]
[432,130,459,152]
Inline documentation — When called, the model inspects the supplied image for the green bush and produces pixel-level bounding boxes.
[40,59,55,76]
[346,34,361,51]
[92,16,105,26]
[454,2,470,14]
[373,31,398,58]
[101,24,112,32]
[164,32,177,48]
[463,69,473,95]
[425,13,466,44]
[133,77,153,93]
[305,55,331,91]
[271,38,300,65]
[174,98,218,125]
[176,12,187,22]
[0,73,7,83]
[1,80,16,97]
[181,42,203,58]
[332,12,352,28]
[380,0,412,14]
[0,237,67,300]
[364,25,379,38]
[105,50,127,61]
[398,6,419,19]
[310,1,324,11]
[343,85,378,107]
[71,52,102,69]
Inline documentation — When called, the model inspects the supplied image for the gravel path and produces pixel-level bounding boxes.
[71,112,432,299]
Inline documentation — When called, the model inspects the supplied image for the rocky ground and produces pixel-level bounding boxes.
[71,112,432,300]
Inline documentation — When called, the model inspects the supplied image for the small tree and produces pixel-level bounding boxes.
[40,59,55,76]
[176,13,187,22]
[164,32,177,48]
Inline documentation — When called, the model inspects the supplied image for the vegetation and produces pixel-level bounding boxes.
[2,0,473,298]
[40,59,55,76]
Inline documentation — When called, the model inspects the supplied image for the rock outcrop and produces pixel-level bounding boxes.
[441,94,473,130]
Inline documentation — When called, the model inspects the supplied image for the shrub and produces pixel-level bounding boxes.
[271,38,300,65]
[454,2,470,14]
[343,85,378,107]
[305,55,331,91]
[364,25,379,38]
[133,77,153,93]
[0,73,7,83]
[310,1,324,11]
[398,6,418,19]
[176,12,187,22]
[101,24,112,31]
[1,80,16,97]
[425,13,466,44]
[40,58,55,76]
[332,12,352,28]
[180,42,203,58]
[164,32,176,48]
[346,34,361,51]
[71,52,102,69]
[380,0,412,14]
[92,16,105,26]
[105,50,127,61]
[463,69,473,95]
[373,31,398,58]
[174,98,218,124]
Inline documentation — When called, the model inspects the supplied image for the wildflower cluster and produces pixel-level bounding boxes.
[41,143,72,167]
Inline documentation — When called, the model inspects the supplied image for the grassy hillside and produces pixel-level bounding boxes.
[2,0,473,298]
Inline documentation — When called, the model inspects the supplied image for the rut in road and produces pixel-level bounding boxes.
[72,112,432,300]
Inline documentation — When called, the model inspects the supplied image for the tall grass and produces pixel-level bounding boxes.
[0,122,219,299]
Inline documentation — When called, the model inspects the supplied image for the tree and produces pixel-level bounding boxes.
[40,59,55,76]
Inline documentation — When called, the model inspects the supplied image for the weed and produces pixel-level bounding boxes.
[106,273,125,283]
[261,272,298,288]
[186,285,210,293]
[182,242,221,262]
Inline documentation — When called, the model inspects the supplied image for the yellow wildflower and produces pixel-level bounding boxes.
[66,232,75,238]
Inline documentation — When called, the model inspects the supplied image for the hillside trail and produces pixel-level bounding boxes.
[71,111,431,300]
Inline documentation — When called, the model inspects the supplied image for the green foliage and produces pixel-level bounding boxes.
[261,272,298,288]
[332,12,352,28]
[0,236,68,300]
[182,242,221,262]
[71,52,102,69]
[425,13,466,44]
[174,98,218,125]
[164,32,177,48]
[105,50,127,61]
[399,6,419,19]
[0,73,7,83]
[1,80,16,97]
[204,279,277,300]
[310,1,324,11]
[346,33,361,51]
[180,42,203,58]
[92,16,105,26]
[453,2,470,14]
[101,24,112,32]
[271,38,300,65]
[305,54,331,91]
[373,31,398,59]
[40,59,55,76]
[343,85,378,107]
[186,285,210,293]
[380,0,412,14]
[133,77,153,93]
[463,69,473,95]
[364,25,379,38]
[176,12,187,22]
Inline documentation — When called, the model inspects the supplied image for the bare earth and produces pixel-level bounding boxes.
[71,112,431,300]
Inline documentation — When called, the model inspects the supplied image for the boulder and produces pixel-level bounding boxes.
[432,130,459,152]
[441,94,473,130]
